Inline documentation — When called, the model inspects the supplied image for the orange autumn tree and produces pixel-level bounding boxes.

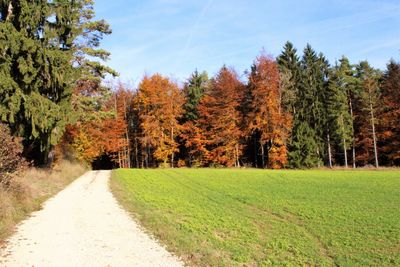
[247,54,291,169]
[65,80,129,165]
[197,66,245,167]
[106,85,133,168]
[137,74,184,167]
[378,60,400,165]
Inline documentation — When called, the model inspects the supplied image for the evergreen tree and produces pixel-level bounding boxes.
[277,41,301,115]
[355,61,381,167]
[283,43,328,168]
[0,0,113,165]
[326,58,354,167]
[182,70,208,122]
[277,42,314,168]
[299,45,328,165]
[181,70,209,166]
[288,121,320,168]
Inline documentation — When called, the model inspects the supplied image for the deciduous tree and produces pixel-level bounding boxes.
[137,74,184,167]
[378,60,400,165]
[197,66,244,167]
[247,54,291,169]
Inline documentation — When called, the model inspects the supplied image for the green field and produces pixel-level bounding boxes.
[111,169,400,266]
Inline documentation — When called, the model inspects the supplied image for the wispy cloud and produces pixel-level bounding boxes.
[95,0,400,82]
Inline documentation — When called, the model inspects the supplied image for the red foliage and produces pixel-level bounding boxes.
[137,74,184,166]
[196,66,245,167]
[247,54,291,168]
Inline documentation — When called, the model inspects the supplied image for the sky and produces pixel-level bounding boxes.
[94,0,400,84]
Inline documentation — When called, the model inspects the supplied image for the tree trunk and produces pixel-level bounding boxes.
[134,134,139,168]
[349,98,356,168]
[370,102,379,168]
[236,144,240,167]
[124,98,131,168]
[340,114,348,168]
[145,144,149,168]
[327,134,332,168]
[261,143,265,169]
[171,126,174,168]
[6,2,12,21]
[118,148,122,168]
[343,139,348,168]
[253,137,258,168]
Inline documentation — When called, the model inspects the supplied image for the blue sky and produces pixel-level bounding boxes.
[94,0,400,84]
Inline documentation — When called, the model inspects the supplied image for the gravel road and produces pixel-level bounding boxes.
[0,170,183,267]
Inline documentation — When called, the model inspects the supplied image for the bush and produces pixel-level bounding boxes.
[0,123,27,188]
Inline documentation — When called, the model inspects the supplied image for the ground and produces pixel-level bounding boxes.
[111,168,400,266]
[0,171,183,267]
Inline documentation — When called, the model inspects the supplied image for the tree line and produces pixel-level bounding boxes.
[68,45,400,169]
[1,1,399,169]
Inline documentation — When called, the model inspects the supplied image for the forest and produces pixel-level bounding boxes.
[0,1,399,171]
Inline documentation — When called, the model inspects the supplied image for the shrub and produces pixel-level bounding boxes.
[0,123,27,188]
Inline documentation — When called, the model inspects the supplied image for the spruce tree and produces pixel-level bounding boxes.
[299,45,328,165]
[0,0,113,165]
[355,61,381,167]
[277,42,312,168]
[282,43,328,168]
[182,70,208,122]
[326,58,354,167]
[288,120,320,168]
[277,41,301,115]
[180,70,208,166]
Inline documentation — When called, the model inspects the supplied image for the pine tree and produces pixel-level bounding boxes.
[182,70,209,122]
[280,43,328,168]
[326,59,354,167]
[277,42,312,168]
[277,41,301,115]
[0,0,113,165]
[354,61,381,167]
[288,121,320,168]
[299,45,329,166]
[180,70,209,166]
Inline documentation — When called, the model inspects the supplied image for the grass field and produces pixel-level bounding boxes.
[111,169,400,266]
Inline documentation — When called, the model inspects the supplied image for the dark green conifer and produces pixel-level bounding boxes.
[183,70,209,122]
[326,57,355,167]
[0,0,114,165]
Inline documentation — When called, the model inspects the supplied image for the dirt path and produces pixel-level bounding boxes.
[0,171,183,267]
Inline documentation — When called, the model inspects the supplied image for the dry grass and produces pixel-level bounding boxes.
[0,160,87,242]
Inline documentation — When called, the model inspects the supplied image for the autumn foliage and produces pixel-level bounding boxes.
[196,67,244,167]
[65,80,129,165]
[62,49,400,169]
[137,74,184,167]
[0,123,27,186]
[247,55,291,168]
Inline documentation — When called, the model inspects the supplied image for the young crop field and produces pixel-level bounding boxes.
[111,169,400,266]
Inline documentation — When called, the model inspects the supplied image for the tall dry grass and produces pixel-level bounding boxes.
[0,160,87,242]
